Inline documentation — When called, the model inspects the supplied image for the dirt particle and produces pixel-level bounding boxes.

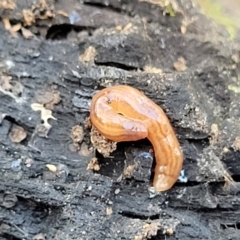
[25,158,33,167]
[232,137,240,151]
[79,142,94,157]
[115,25,122,31]
[0,0,16,9]
[69,125,86,153]
[35,91,54,104]
[46,164,57,173]
[166,227,174,235]
[2,18,21,37]
[181,25,187,34]
[144,65,162,74]
[22,0,54,27]
[35,90,61,110]
[21,27,34,39]
[44,164,69,182]
[87,157,100,171]
[173,57,187,72]
[197,119,205,127]
[33,233,46,240]
[134,222,159,240]
[222,146,229,153]
[90,126,117,158]
[71,125,84,145]
[209,124,220,145]
[0,75,12,91]
[35,123,51,138]
[22,9,35,26]
[149,148,154,154]
[0,75,23,97]
[84,117,92,128]
[56,163,69,178]
[1,193,18,208]
[79,46,97,64]
[114,189,120,195]
[232,54,239,63]
[123,163,138,178]
[106,207,113,215]
[57,10,68,17]
[9,125,27,143]
[122,22,133,33]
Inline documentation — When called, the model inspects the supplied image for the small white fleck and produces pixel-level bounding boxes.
[5,60,15,69]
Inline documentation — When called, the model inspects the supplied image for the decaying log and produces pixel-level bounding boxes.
[1,0,240,239]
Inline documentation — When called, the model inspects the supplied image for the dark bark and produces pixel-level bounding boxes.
[0,0,240,239]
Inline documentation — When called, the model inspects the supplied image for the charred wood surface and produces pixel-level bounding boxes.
[0,0,240,239]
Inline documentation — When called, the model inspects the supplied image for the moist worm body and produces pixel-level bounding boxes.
[90,85,183,191]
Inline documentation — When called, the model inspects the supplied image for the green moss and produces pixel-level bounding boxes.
[197,0,237,40]
[228,84,240,93]
[165,3,176,17]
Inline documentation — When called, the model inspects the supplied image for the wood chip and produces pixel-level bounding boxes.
[9,125,27,143]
